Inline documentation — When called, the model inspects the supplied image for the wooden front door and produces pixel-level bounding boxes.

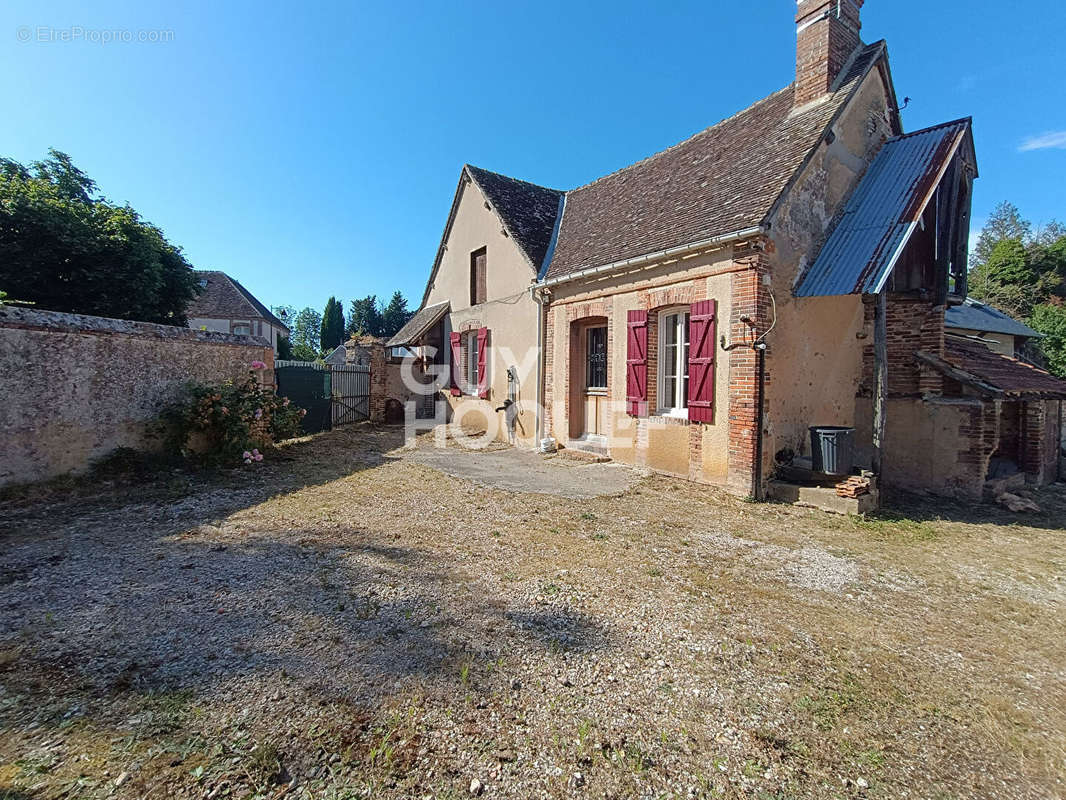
[583,325,608,438]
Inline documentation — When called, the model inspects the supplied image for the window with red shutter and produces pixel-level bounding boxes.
[626,310,648,417]
[687,300,717,423]
[449,331,462,396]
[476,327,489,398]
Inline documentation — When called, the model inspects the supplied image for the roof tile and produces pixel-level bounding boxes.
[543,43,886,281]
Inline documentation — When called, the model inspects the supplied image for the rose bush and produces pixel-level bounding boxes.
[166,368,306,465]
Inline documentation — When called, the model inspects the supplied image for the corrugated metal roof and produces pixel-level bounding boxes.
[794,119,972,297]
[945,298,1042,339]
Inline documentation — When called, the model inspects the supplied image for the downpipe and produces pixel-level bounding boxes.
[754,342,767,502]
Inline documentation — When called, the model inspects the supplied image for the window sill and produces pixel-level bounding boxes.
[585,388,608,397]
[655,409,689,419]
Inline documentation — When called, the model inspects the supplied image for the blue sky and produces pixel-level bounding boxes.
[2,0,1064,316]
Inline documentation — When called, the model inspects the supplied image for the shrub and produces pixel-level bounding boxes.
[166,368,305,465]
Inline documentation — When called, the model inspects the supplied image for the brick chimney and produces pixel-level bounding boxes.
[794,0,863,108]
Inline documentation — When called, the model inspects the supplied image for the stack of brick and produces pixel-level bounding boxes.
[835,475,872,498]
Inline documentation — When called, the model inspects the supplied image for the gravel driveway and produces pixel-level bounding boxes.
[401,440,638,498]
[1,425,1064,799]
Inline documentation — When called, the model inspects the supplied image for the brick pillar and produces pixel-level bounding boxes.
[1021,400,1049,484]
[356,336,387,423]
[727,244,772,496]
[543,307,555,439]
[955,400,999,499]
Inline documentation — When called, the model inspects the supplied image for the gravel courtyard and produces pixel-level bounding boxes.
[1,425,1064,800]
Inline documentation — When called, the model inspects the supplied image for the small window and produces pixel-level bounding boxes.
[658,310,689,415]
[198,278,208,288]
[232,323,252,336]
[464,331,479,392]
[469,248,487,306]
[586,326,607,390]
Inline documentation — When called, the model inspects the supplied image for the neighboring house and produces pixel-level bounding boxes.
[945,298,1042,357]
[186,270,289,354]
[324,344,348,365]
[391,0,1066,497]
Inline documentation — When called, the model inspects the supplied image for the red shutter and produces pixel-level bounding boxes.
[449,331,462,396]
[477,327,489,399]
[687,299,717,423]
[626,310,648,417]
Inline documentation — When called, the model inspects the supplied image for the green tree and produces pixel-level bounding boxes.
[972,202,1031,273]
[290,306,322,360]
[1029,304,1066,377]
[320,296,345,352]
[969,204,1066,371]
[0,149,200,325]
[969,238,1042,318]
[380,291,413,338]
[276,334,293,360]
[347,295,382,337]
[271,304,296,329]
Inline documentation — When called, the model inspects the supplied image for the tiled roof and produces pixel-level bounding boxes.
[465,166,563,270]
[927,336,1066,399]
[187,271,289,331]
[795,118,972,297]
[386,300,450,347]
[543,42,887,282]
[945,298,1042,339]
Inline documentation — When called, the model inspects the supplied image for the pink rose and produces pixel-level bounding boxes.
[242,451,252,460]
[250,361,267,370]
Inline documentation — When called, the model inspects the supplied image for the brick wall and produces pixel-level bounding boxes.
[0,307,274,487]
[862,295,945,397]
[545,298,613,442]
[727,247,772,495]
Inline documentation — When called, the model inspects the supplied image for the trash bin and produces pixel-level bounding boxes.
[809,426,855,476]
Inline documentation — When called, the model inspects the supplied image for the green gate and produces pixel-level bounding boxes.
[275,362,332,434]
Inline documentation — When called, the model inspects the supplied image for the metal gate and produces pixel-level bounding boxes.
[331,364,370,425]
[275,360,370,433]
[275,361,332,434]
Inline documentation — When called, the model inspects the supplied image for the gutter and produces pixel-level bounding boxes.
[537,226,766,289]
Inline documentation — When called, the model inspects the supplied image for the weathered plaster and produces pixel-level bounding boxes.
[763,67,893,468]
[0,307,273,487]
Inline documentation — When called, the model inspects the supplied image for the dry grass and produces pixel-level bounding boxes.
[1,424,1064,799]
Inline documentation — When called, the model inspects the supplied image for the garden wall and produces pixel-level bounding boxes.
[0,307,274,487]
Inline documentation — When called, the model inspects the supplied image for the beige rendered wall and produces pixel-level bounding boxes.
[0,307,274,487]
[424,174,541,447]
[765,67,894,467]
[548,248,734,484]
[855,397,990,499]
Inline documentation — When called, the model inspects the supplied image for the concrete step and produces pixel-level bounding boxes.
[557,444,611,464]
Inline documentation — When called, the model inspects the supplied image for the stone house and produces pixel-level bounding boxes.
[390,0,1066,498]
[187,270,290,355]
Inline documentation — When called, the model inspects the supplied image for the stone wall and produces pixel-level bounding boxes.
[0,307,274,487]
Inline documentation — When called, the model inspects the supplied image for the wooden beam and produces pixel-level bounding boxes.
[872,290,888,476]
[913,350,1006,398]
